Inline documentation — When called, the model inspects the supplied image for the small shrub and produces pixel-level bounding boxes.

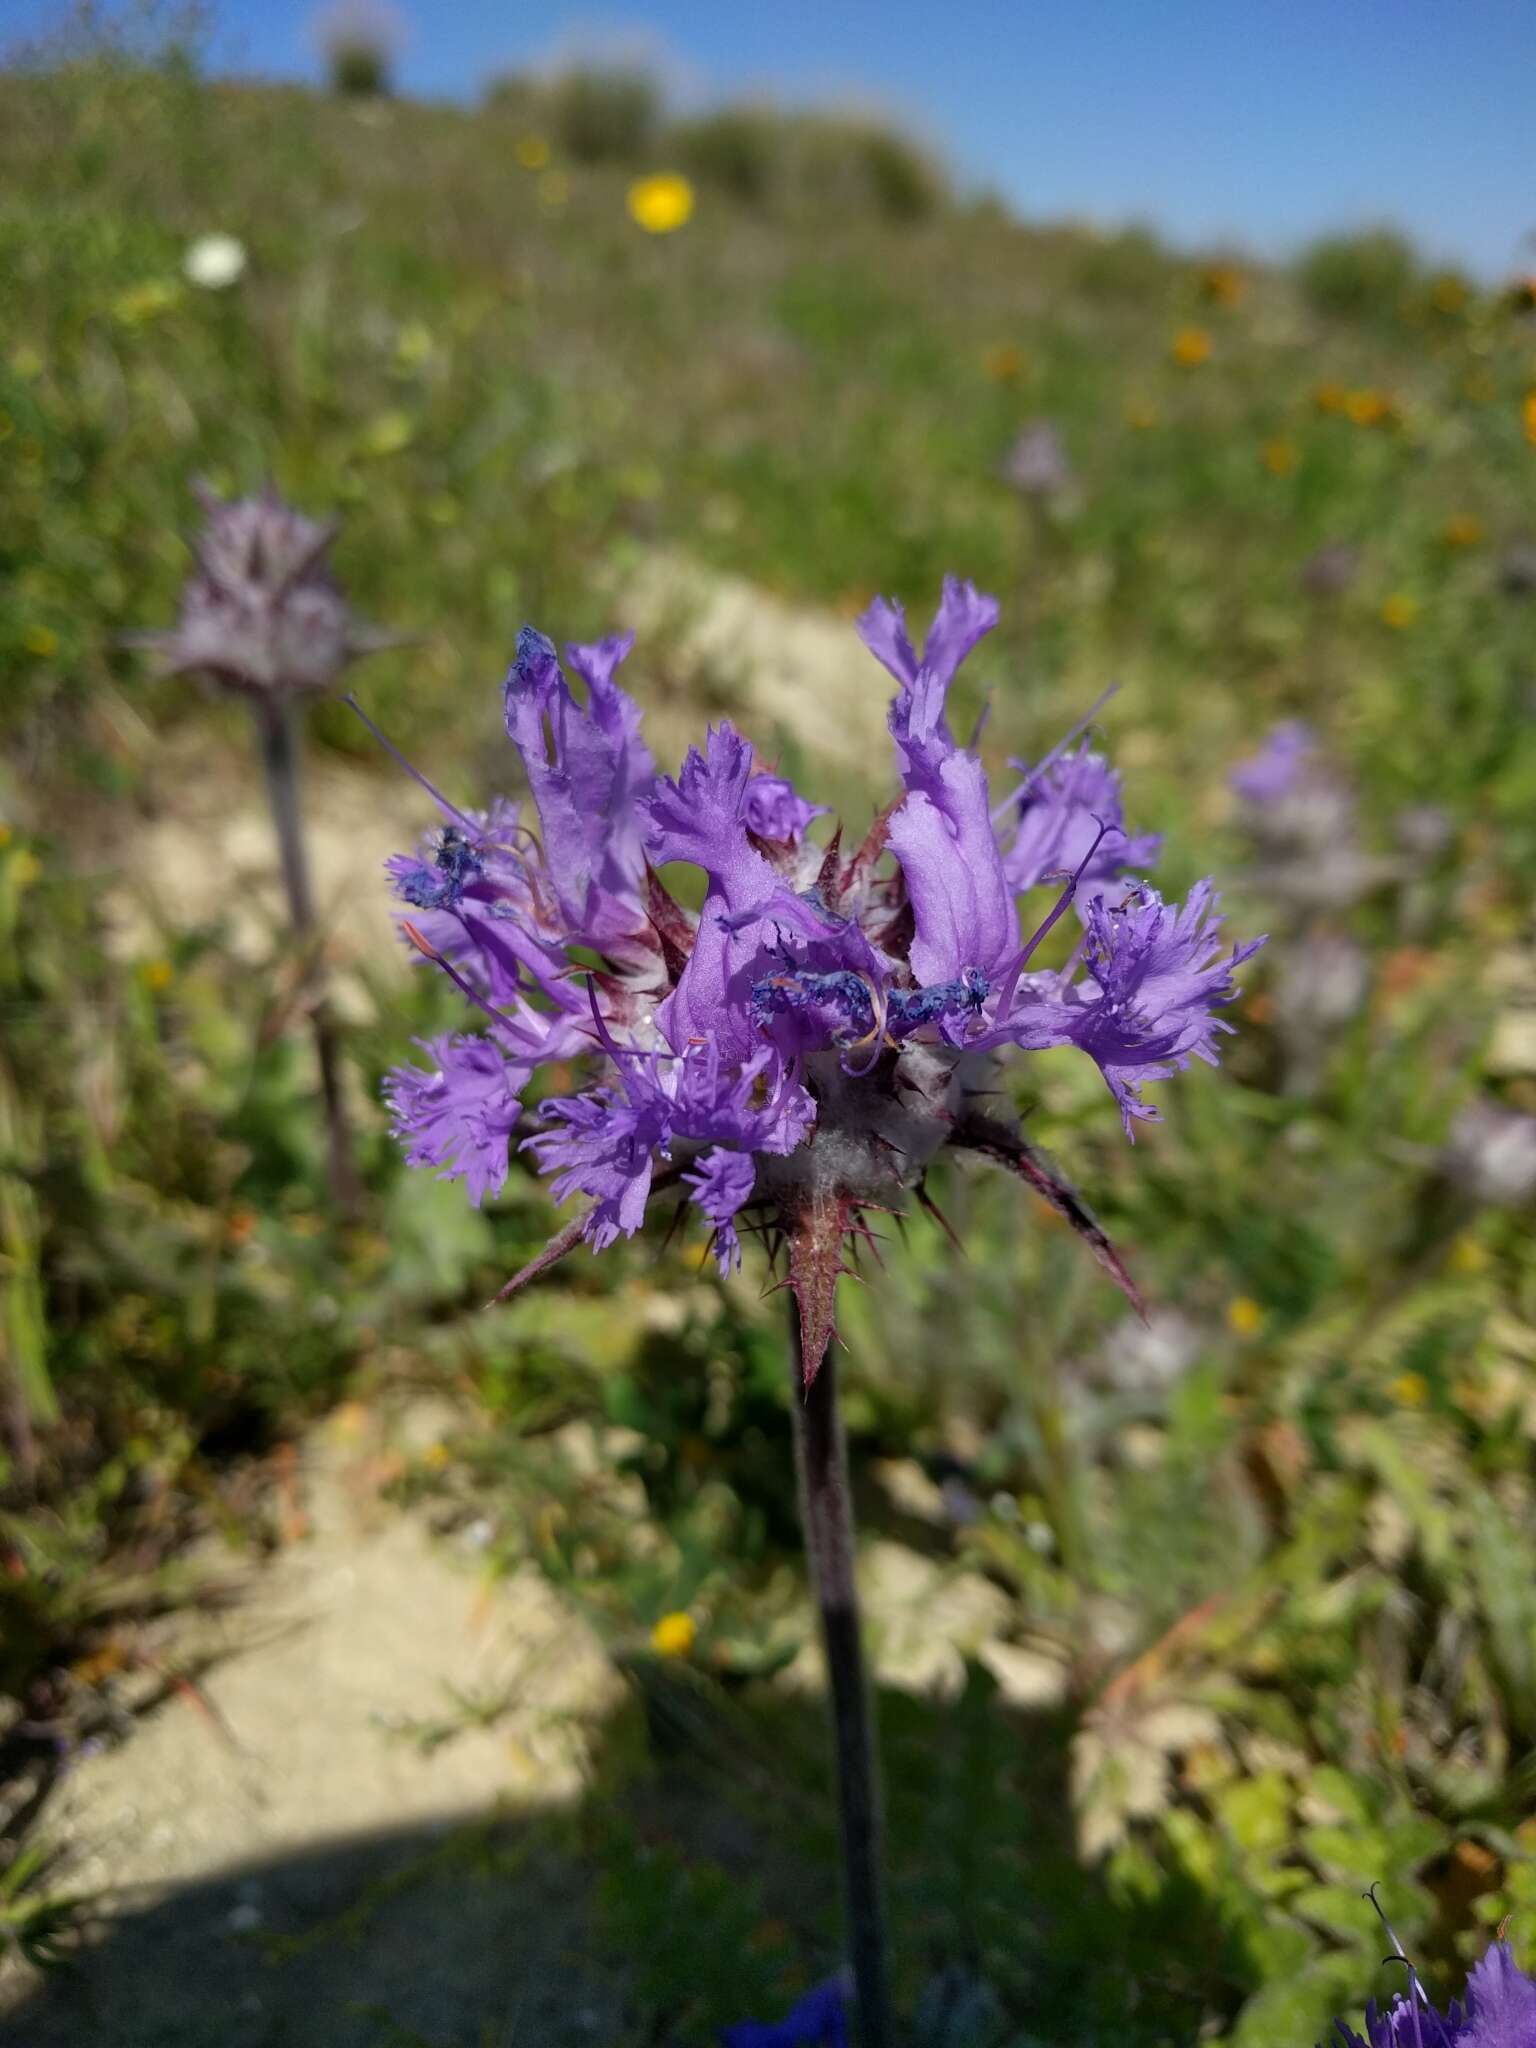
[793,113,948,223]
[314,0,402,99]
[672,105,781,206]
[548,64,662,163]
[1296,225,1422,321]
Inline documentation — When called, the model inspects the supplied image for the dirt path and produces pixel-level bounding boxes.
[1,1405,625,2046]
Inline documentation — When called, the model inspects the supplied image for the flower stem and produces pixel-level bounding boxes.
[786,1313,892,2048]
[253,696,361,1219]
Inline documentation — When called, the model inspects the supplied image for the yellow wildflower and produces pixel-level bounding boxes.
[1390,1372,1429,1407]
[1313,381,1349,415]
[420,1441,451,1472]
[1171,326,1212,367]
[1227,1296,1264,1338]
[1345,389,1393,428]
[360,410,414,457]
[1449,1233,1490,1275]
[1381,593,1419,630]
[140,957,174,992]
[626,173,695,235]
[111,278,182,326]
[983,342,1024,382]
[1261,438,1298,476]
[395,322,434,366]
[1441,515,1484,549]
[1200,263,1246,307]
[24,624,58,658]
[650,1611,697,1657]
[514,134,550,171]
[1523,392,1536,446]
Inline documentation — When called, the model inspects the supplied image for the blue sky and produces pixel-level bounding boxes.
[11,1,1534,276]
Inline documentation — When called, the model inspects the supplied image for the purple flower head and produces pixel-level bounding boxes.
[1231,723,1386,911]
[1443,1100,1536,1210]
[721,1977,849,2048]
[384,1034,524,1207]
[1232,722,1316,805]
[744,771,829,849]
[684,1147,759,1273]
[1001,419,1072,500]
[136,482,391,699]
[1326,1906,1536,2048]
[1001,741,1162,906]
[370,579,1261,1377]
[1300,540,1363,599]
[1058,881,1266,1135]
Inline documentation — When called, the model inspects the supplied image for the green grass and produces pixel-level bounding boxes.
[3,28,1536,2046]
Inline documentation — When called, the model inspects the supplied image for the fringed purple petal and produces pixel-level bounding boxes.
[384,1034,523,1206]
[683,1147,758,1274]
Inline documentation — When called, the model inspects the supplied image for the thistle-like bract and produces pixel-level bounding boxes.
[138,482,388,701]
[377,576,1263,1379]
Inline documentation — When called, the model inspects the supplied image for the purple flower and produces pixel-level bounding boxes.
[136,482,390,699]
[1300,540,1362,599]
[859,576,1016,987]
[1067,882,1264,1134]
[1000,741,1161,905]
[1232,722,1315,805]
[721,1976,849,2048]
[502,627,656,953]
[1328,1938,1536,2048]
[369,577,1261,1374]
[744,772,828,848]
[1001,419,1072,500]
[1231,723,1386,911]
[1443,1100,1536,1209]
[684,1147,759,1273]
[384,1034,524,1207]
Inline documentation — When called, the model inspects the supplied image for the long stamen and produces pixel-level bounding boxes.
[989,682,1120,825]
[345,693,481,836]
[841,976,891,1078]
[1364,1885,1431,2048]
[989,819,1110,1024]
[399,920,531,1042]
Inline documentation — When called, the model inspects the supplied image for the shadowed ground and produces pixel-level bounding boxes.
[4,1673,1251,2047]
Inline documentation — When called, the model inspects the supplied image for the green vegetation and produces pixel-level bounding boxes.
[3,23,1536,2045]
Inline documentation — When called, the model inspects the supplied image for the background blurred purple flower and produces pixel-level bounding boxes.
[1299,539,1363,600]
[1231,721,1386,910]
[1231,722,1315,805]
[1443,1100,1536,1209]
[137,482,390,700]
[1001,419,1072,501]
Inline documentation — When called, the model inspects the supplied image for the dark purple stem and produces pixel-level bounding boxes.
[254,696,361,1219]
[787,1308,891,2048]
